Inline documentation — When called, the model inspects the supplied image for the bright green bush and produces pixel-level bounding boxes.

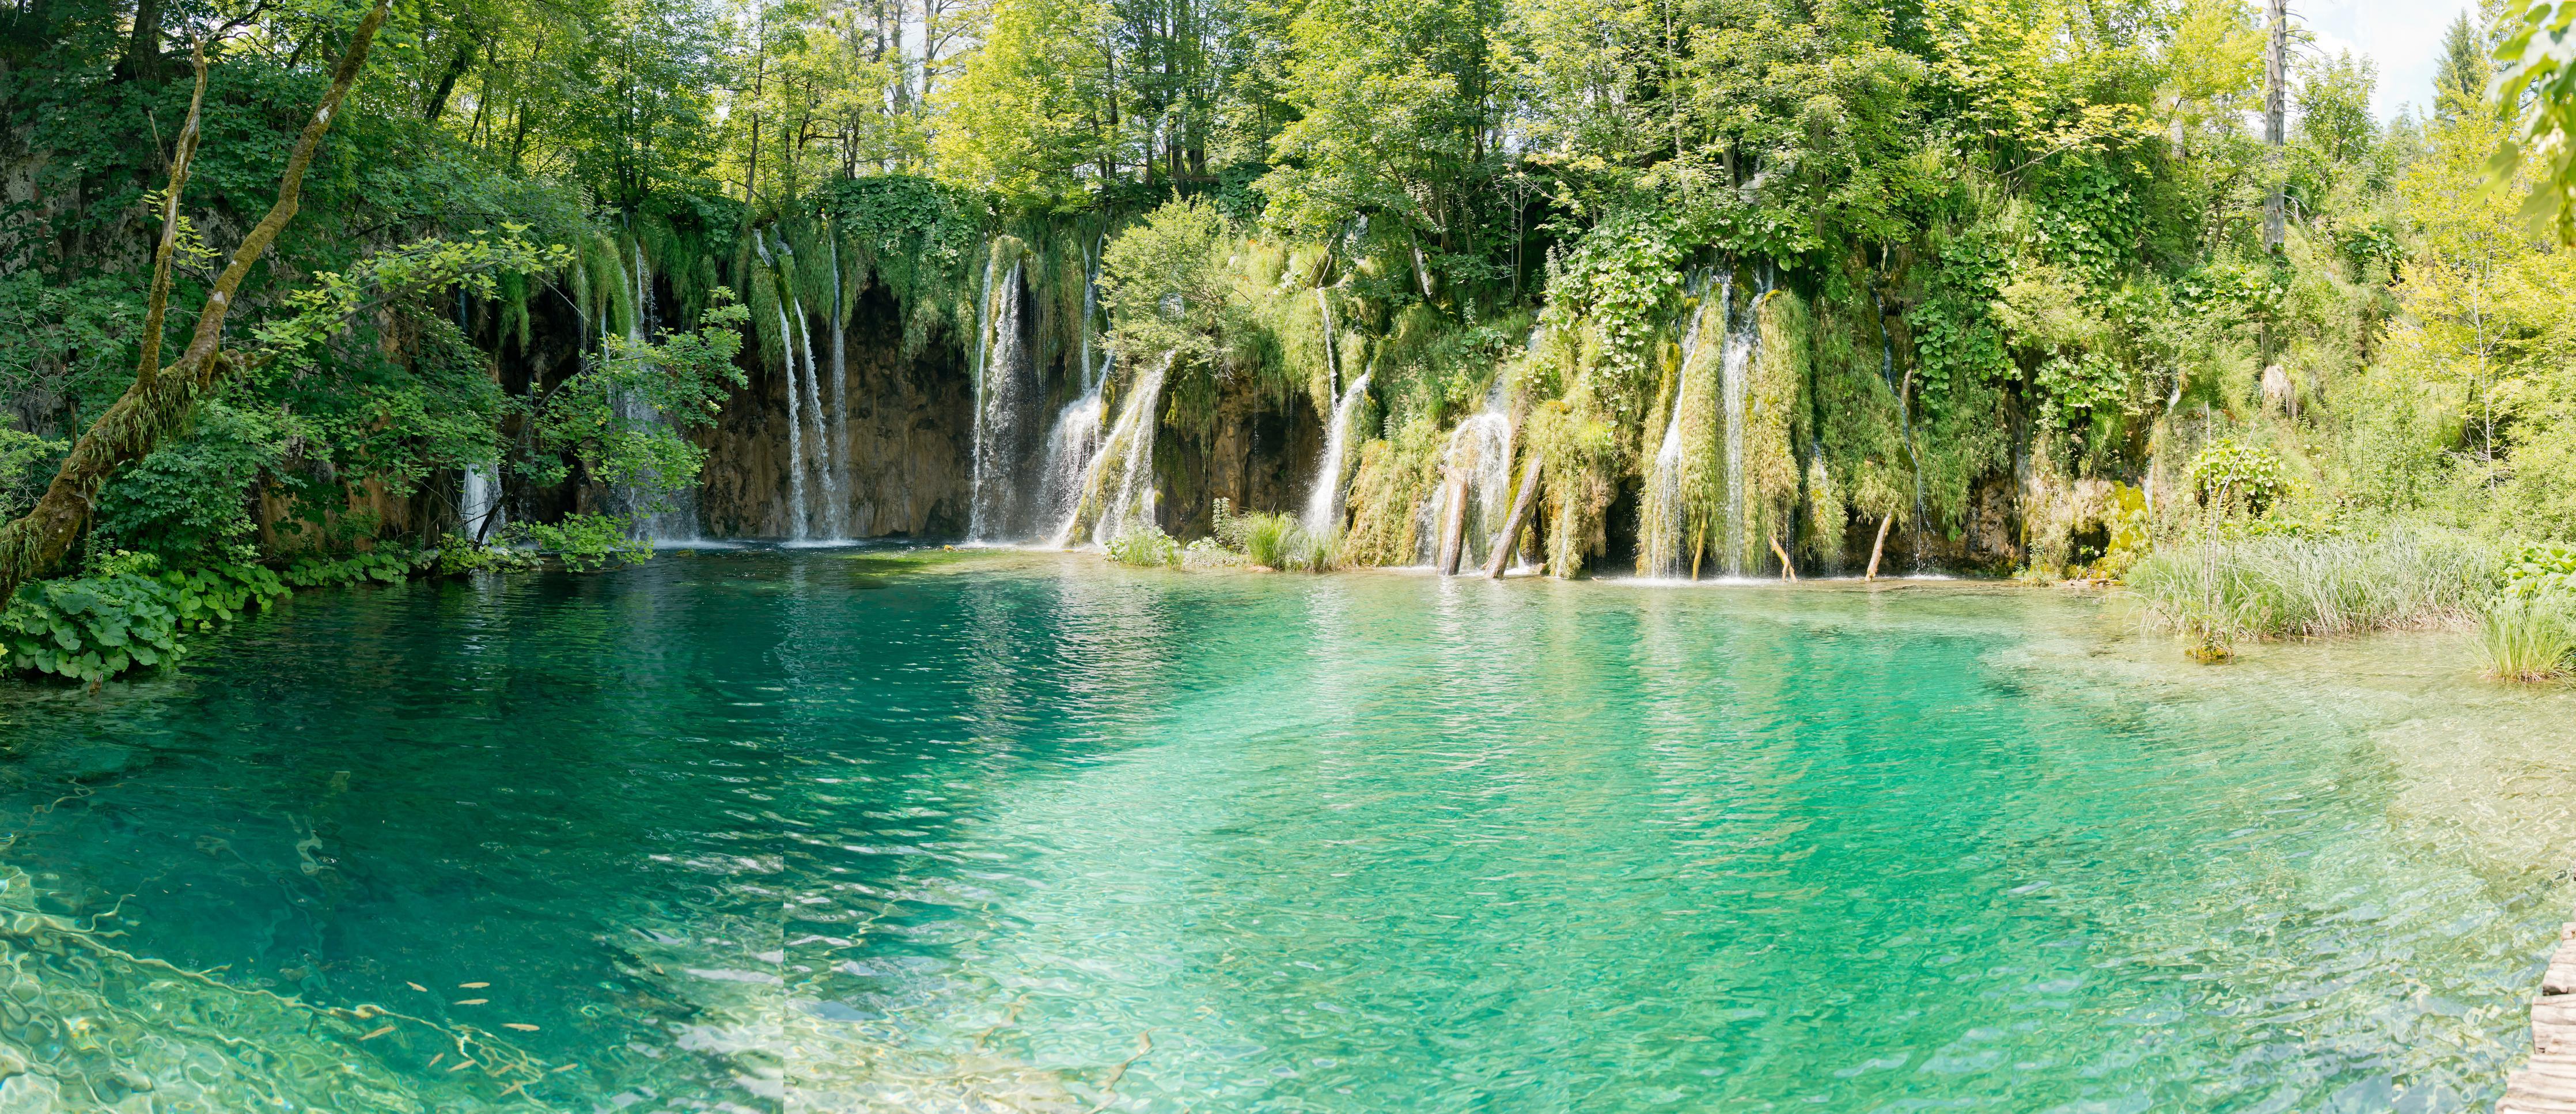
[2502,543,2576,600]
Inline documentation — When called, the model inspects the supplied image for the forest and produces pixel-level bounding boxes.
[7,0,2576,680]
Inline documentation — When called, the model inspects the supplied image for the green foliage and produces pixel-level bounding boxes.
[2497,1,2576,242]
[435,535,548,575]
[0,430,65,520]
[1104,525,1184,568]
[2503,542,2576,599]
[2188,438,2289,514]
[0,551,329,684]
[506,514,651,572]
[518,290,749,503]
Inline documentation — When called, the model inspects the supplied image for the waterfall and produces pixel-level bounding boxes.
[775,297,809,540]
[1718,282,1762,575]
[1638,275,1721,577]
[790,285,835,540]
[1415,383,1513,569]
[825,229,850,540]
[460,463,502,542]
[1065,358,1169,547]
[968,259,1033,541]
[1301,370,1372,536]
[967,251,999,539]
[1038,244,1110,536]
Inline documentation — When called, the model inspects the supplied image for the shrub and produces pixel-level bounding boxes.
[1104,525,1183,568]
[2502,542,2576,600]
[506,513,650,572]
[2124,528,2501,643]
[2479,596,2575,681]
[2189,438,2289,514]
[1209,498,1334,571]
[435,533,545,575]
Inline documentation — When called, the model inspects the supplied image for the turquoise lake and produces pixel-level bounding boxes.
[0,549,2569,1111]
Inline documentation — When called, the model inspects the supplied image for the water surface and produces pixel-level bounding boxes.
[0,551,2567,1111]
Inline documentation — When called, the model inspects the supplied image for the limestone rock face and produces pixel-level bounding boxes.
[695,283,972,539]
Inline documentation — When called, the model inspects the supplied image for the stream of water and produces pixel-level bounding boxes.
[0,553,2566,1111]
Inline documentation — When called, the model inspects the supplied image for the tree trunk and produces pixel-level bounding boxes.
[422,32,478,121]
[0,0,391,604]
[1864,511,1893,581]
[1435,469,1469,575]
[1484,454,1542,578]
[113,0,162,81]
[1768,533,1797,582]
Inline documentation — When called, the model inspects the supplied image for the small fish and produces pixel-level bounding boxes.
[498,1081,526,1097]
[359,1025,394,1041]
[407,982,427,992]
[447,1058,475,1071]
[460,982,490,989]
[427,1052,444,1068]
[550,1063,579,1074]
[455,998,489,1005]
[503,1023,539,1032]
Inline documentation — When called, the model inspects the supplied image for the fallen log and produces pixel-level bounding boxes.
[1485,454,1542,578]
[1864,512,1895,581]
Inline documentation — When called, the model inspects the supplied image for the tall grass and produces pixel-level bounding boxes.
[2124,528,2502,642]
[1212,499,1339,571]
[2479,596,2575,680]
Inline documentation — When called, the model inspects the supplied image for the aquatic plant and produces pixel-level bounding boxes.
[2479,596,2575,681]
[2124,528,2502,642]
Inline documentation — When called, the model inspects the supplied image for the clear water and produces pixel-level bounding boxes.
[0,551,2568,1112]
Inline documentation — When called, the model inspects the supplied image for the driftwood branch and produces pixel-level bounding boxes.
[1864,511,1894,581]
[0,0,393,603]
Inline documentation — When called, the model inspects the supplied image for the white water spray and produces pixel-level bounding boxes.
[1301,370,1372,536]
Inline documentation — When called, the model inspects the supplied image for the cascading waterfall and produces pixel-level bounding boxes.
[459,463,502,541]
[1415,382,1513,569]
[1067,357,1169,547]
[1637,275,1721,577]
[775,294,809,540]
[1037,243,1109,534]
[967,255,1036,541]
[789,280,836,541]
[1301,370,1372,536]
[966,251,999,539]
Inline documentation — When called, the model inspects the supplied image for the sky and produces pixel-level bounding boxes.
[2305,0,2476,122]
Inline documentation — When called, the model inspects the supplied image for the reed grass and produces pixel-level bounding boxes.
[2124,528,2502,643]
[2478,596,2575,681]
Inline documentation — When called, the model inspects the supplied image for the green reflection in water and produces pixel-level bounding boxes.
[0,550,2566,1111]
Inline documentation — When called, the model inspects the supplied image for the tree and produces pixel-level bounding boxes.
[0,0,395,602]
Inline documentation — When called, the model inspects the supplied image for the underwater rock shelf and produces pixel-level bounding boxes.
[2501,922,2576,1112]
